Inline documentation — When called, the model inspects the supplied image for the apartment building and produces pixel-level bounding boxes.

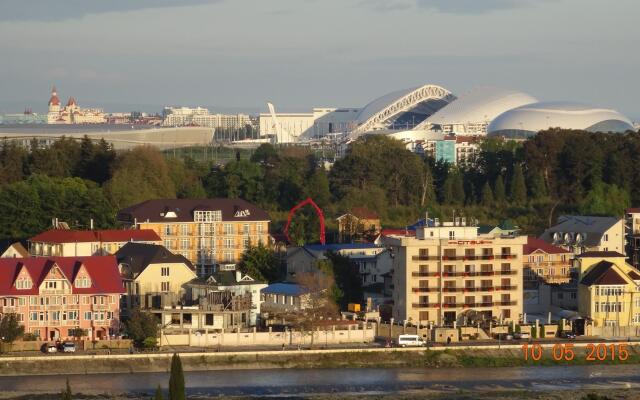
[576,251,640,327]
[523,237,574,288]
[0,256,123,341]
[117,198,270,271]
[384,220,526,326]
[625,208,640,268]
[29,229,161,257]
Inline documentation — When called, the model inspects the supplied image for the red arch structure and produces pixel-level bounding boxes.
[284,197,326,245]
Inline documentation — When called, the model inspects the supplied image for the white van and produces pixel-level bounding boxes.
[397,334,425,347]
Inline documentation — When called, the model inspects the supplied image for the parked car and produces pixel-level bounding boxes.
[61,342,76,353]
[514,332,530,340]
[560,331,576,339]
[41,343,57,353]
[397,334,425,347]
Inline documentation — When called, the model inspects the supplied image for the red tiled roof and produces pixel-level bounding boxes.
[66,96,77,106]
[30,229,161,244]
[381,228,416,237]
[524,237,571,255]
[350,207,379,220]
[626,208,640,214]
[0,256,124,296]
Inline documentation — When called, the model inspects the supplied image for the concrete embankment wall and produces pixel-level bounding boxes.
[1,342,639,376]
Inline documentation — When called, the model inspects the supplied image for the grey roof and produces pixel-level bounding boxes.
[540,216,620,247]
[117,198,270,224]
[261,282,309,296]
[115,242,194,278]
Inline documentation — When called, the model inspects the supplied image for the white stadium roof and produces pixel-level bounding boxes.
[488,101,634,137]
[414,87,537,131]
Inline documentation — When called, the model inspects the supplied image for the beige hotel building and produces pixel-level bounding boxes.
[384,220,526,326]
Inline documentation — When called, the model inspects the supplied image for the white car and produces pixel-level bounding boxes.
[61,342,76,353]
[397,334,425,347]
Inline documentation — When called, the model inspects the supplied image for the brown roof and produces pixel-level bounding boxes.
[524,237,571,255]
[629,270,640,280]
[577,251,626,258]
[30,229,161,244]
[626,208,640,214]
[117,198,270,224]
[580,260,628,286]
[350,207,379,220]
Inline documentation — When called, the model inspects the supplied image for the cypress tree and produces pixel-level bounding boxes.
[510,165,527,205]
[451,172,465,206]
[494,175,506,204]
[155,385,164,400]
[481,182,494,207]
[169,353,185,400]
[530,172,547,199]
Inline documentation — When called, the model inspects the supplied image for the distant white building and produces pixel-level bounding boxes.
[539,216,625,255]
[259,107,359,142]
[163,106,251,130]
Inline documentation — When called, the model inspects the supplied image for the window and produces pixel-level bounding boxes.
[164,225,173,235]
[603,234,609,241]
[30,312,37,321]
[180,224,189,236]
[92,296,105,305]
[18,297,26,306]
[84,311,92,321]
[15,278,32,289]
[419,311,429,321]
[194,210,222,222]
[29,297,37,305]
[633,313,640,324]
[224,238,234,249]
[448,231,455,240]
[242,237,249,249]
[257,223,263,234]
[161,282,170,292]
[45,281,58,289]
[243,223,250,234]
[224,224,233,235]
[596,286,624,296]
[181,238,189,250]
[161,267,170,277]
[224,251,233,261]
[75,276,91,288]
[163,239,173,250]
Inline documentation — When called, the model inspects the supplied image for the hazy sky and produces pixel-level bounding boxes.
[0,0,638,118]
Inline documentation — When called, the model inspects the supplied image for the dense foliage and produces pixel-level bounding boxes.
[0,129,637,241]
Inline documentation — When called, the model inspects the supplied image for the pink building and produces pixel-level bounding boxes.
[0,256,123,341]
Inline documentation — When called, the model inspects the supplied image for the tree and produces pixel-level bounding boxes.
[289,271,339,347]
[305,168,331,210]
[494,175,506,204]
[325,252,363,309]
[69,328,87,340]
[126,309,158,347]
[509,165,527,205]
[104,146,176,209]
[60,378,72,400]
[579,181,630,217]
[237,242,281,282]
[155,385,164,400]
[169,353,185,400]
[0,313,25,345]
[480,182,494,207]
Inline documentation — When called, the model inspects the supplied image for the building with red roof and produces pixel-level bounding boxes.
[336,207,381,243]
[523,236,573,287]
[0,256,123,341]
[29,229,161,257]
[46,85,105,124]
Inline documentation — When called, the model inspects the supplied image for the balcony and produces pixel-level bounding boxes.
[412,287,437,293]
[0,306,17,313]
[495,300,517,306]
[441,272,465,277]
[497,254,516,260]
[92,304,109,310]
[411,255,438,261]
[411,303,438,308]
[411,272,439,277]
[495,285,517,291]
[498,270,517,276]
[442,287,463,293]
[480,255,495,260]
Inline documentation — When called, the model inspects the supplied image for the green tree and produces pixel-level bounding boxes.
[529,171,548,200]
[579,181,630,216]
[509,165,527,205]
[60,378,72,400]
[126,309,158,347]
[494,175,506,204]
[305,168,331,210]
[480,182,494,207]
[0,313,24,346]
[325,252,363,309]
[238,242,281,282]
[169,353,185,400]
[451,171,465,205]
[154,385,164,400]
[105,146,176,209]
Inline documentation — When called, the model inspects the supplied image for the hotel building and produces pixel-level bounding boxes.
[384,220,526,326]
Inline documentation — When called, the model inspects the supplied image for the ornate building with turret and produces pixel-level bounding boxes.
[47,86,106,124]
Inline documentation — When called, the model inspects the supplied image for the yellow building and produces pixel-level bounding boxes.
[577,251,640,327]
[115,242,198,314]
[117,199,270,273]
[384,220,526,326]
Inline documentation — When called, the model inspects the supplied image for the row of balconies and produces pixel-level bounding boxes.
[412,270,517,277]
[412,285,517,293]
[411,301,517,308]
[412,254,515,261]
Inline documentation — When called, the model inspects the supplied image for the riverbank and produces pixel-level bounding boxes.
[0,343,639,376]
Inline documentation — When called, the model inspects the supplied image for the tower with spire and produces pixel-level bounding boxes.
[47,86,61,123]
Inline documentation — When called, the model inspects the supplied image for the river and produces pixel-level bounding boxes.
[1,365,640,397]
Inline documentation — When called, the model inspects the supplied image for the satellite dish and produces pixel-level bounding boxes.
[575,233,583,244]
[553,232,561,243]
[564,232,573,244]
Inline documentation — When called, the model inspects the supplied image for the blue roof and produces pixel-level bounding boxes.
[407,218,435,231]
[261,283,309,296]
[304,243,381,252]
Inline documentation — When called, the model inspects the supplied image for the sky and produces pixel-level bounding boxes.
[0,0,638,119]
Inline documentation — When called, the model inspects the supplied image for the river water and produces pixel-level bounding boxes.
[1,365,640,397]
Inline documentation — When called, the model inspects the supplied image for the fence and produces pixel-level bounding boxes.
[160,325,375,348]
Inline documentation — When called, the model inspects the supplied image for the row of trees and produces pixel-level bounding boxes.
[0,129,637,241]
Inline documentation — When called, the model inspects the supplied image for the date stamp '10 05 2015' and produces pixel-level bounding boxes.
[521,343,630,362]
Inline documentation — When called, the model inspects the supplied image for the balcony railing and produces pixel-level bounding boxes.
[412,287,437,293]
[411,303,438,308]
[411,255,439,261]
[442,287,463,292]
[495,285,517,291]
[411,272,439,277]
[495,300,517,306]
[441,272,465,277]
